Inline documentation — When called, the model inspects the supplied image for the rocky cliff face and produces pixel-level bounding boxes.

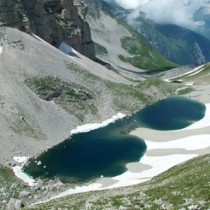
[0,0,95,59]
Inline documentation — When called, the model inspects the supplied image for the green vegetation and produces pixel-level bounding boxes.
[25,76,97,122]
[0,165,24,208]
[127,14,210,65]
[65,62,176,113]
[0,165,17,184]
[88,4,178,71]
[24,62,176,124]
[65,62,101,82]
[176,87,194,95]
[94,42,108,57]
[119,36,177,70]
[113,19,178,71]
[32,154,210,209]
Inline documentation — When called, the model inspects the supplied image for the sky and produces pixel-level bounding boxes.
[113,0,210,32]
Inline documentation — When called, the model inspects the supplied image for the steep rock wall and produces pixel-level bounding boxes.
[0,0,95,59]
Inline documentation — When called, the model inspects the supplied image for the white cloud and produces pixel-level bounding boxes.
[115,0,147,9]
[115,0,210,31]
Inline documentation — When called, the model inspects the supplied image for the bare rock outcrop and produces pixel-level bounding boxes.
[0,0,95,59]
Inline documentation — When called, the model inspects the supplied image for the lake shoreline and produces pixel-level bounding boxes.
[12,113,127,187]
[127,84,210,183]
[29,85,210,206]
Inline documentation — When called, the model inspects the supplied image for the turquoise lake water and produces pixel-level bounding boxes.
[24,96,206,182]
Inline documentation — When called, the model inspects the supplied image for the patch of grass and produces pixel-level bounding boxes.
[94,42,108,57]
[65,62,102,83]
[25,76,89,100]
[176,87,194,95]
[25,75,97,122]
[105,80,153,112]
[119,36,177,71]
[142,155,210,209]
[0,165,26,208]
[0,165,17,183]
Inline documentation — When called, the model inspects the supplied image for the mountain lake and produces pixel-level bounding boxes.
[24,96,206,183]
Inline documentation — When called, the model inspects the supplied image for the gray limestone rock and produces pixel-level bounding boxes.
[0,0,95,59]
[6,198,24,210]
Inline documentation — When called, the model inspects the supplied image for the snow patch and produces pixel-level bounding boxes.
[0,46,3,55]
[188,68,204,77]
[71,112,126,134]
[112,154,197,186]
[185,81,195,86]
[32,34,43,41]
[146,135,210,151]
[59,42,79,56]
[176,64,205,78]
[12,156,37,187]
[165,64,205,82]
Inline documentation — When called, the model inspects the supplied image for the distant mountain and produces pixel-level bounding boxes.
[133,17,210,65]
[99,0,210,65]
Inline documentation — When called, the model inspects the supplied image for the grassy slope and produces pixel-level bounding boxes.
[115,19,178,71]
[119,34,177,71]
[0,165,25,206]
[94,42,108,57]
[32,154,210,209]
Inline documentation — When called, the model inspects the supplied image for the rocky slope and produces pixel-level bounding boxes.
[0,26,176,166]
[0,0,95,59]
[0,26,123,164]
